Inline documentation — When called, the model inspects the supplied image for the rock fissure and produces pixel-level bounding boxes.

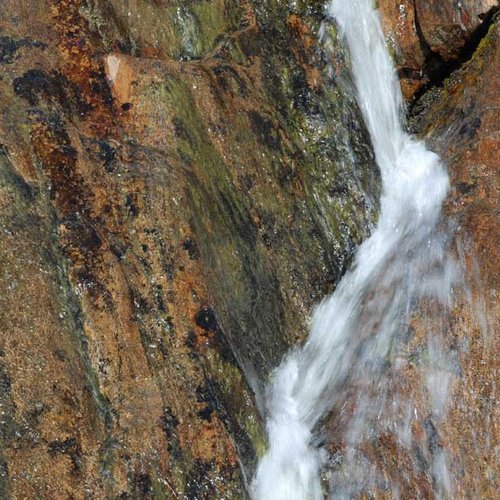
[411,4,499,107]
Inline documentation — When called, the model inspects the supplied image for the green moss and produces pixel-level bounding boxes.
[207,349,266,457]
[470,11,499,59]
[86,1,243,60]
[245,412,267,459]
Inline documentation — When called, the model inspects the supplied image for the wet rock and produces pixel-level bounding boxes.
[379,0,499,100]
[0,0,379,496]
[414,0,498,59]
[408,16,499,497]
[0,0,495,496]
[378,0,428,98]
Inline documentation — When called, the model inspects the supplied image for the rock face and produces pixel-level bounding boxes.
[0,1,379,497]
[319,15,499,497]
[0,0,497,498]
[414,0,497,58]
[378,0,428,98]
[411,19,499,496]
[379,0,498,99]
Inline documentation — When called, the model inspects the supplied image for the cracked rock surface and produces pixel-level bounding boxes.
[379,0,498,100]
[0,1,497,498]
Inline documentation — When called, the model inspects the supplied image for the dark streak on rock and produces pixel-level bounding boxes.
[411,5,499,108]
[47,438,83,473]
[248,110,281,152]
[0,36,45,64]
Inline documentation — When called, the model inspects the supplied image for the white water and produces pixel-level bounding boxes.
[252,1,456,498]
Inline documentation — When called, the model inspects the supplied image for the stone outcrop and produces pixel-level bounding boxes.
[379,0,498,99]
[0,1,379,497]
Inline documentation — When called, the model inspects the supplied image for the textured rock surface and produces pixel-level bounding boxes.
[378,0,428,98]
[379,0,499,99]
[415,0,497,58]
[411,18,499,497]
[0,1,379,497]
[0,0,497,498]
[315,14,499,499]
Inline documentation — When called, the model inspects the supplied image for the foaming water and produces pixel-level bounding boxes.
[252,1,457,498]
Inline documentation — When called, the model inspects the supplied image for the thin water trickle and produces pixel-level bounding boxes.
[252,1,457,498]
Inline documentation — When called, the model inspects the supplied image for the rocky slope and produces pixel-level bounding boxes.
[0,1,497,498]
[0,1,379,497]
[410,17,499,497]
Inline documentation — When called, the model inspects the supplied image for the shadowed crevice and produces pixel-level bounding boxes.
[410,4,499,109]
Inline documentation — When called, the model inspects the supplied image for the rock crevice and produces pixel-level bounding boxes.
[411,3,499,105]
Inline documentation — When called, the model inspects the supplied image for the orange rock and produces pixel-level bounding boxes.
[378,0,498,100]
[415,0,497,59]
[411,18,499,497]
[378,0,425,69]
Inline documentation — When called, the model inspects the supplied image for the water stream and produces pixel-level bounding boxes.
[252,0,457,498]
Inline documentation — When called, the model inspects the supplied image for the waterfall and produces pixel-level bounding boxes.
[252,0,457,498]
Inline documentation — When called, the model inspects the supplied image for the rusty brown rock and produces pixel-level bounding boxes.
[415,0,498,59]
[411,19,499,496]
[0,0,379,497]
[378,0,499,100]
[378,0,428,99]
[0,0,496,497]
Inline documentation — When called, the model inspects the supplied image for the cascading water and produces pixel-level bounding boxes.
[252,0,458,498]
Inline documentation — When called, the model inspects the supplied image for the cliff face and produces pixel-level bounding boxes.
[0,1,497,498]
[0,1,379,497]
[410,19,499,497]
